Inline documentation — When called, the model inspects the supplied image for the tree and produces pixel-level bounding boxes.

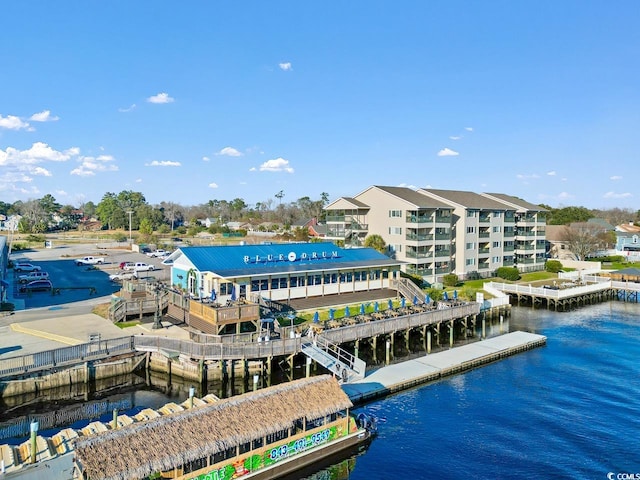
[364,234,386,253]
[546,206,593,225]
[275,190,284,206]
[561,224,604,260]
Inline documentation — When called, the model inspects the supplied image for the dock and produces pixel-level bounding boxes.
[342,330,546,405]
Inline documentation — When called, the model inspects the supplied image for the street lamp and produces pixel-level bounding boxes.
[152,283,163,329]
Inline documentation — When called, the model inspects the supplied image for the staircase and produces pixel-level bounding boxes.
[301,335,366,384]
[392,277,426,303]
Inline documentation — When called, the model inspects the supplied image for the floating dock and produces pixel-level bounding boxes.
[342,330,546,405]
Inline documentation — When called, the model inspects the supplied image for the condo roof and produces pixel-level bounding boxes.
[372,186,452,209]
[421,189,516,210]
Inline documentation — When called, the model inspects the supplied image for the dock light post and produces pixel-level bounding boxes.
[113,408,119,429]
[253,374,259,392]
[30,420,39,464]
[189,386,195,408]
[385,340,391,365]
[152,284,163,330]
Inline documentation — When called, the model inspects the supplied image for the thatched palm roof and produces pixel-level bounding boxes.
[74,375,351,480]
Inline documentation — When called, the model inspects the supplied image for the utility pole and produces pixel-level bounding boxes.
[127,211,133,245]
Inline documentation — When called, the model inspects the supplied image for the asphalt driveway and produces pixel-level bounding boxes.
[8,244,170,310]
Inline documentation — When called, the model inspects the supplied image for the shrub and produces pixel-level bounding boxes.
[113,232,127,243]
[545,260,563,273]
[466,271,481,281]
[495,267,520,281]
[443,274,459,287]
[426,288,444,302]
[401,272,425,288]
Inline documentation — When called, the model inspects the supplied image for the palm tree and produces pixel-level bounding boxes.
[275,190,284,206]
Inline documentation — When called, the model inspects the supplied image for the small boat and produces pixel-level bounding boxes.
[73,375,376,480]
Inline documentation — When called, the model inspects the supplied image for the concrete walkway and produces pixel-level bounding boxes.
[342,331,546,405]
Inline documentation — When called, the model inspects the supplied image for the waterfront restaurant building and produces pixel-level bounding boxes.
[166,242,403,304]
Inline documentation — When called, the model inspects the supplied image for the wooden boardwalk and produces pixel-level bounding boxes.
[342,330,546,405]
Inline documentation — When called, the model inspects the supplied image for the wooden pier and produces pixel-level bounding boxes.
[342,330,547,405]
[486,277,640,311]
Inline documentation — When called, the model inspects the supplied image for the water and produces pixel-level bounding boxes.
[4,302,640,479]
[332,302,640,480]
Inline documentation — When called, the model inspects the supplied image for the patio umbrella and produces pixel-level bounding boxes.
[443,291,449,301]
[360,303,365,315]
[312,311,319,323]
[413,295,418,305]
[210,289,217,302]
[345,306,350,318]
[388,299,393,310]
[230,285,237,301]
[374,301,379,313]
[453,290,458,300]
[401,297,406,308]
[329,308,335,320]
[425,294,431,304]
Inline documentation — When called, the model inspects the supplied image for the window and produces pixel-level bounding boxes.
[389,226,402,235]
[260,279,268,290]
[466,258,475,266]
[493,211,502,218]
[389,209,402,218]
[492,256,501,263]
[467,210,477,218]
[266,429,289,445]
[271,278,280,289]
[251,280,260,292]
[466,242,475,250]
[467,226,475,234]
[220,282,233,295]
[493,241,501,248]
[290,276,298,288]
[493,226,501,233]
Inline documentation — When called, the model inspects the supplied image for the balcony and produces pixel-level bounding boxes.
[479,215,491,223]
[433,249,451,258]
[516,244,536,251]
[406,266,434,277]
[503,258,515,266]
[435,266,451,274]
[504,231,515,237]
[406,251,432,259]
[434,233,450,241]
[516,230,536,237]
[325,215,345,222]
[406,215,433,223]
[406,233,433,242]
[503,245,515,252]
[516,257,536,264]
[478,232,490,239]
[478,248,490,256]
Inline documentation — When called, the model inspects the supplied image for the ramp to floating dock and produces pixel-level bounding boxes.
[343,330,546,404]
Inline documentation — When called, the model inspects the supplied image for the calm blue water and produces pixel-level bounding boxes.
[323,302,640,480]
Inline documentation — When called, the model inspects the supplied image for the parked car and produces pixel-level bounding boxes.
[19,279,53,293]
[14,263,41,272]
[18,271,50,284]
[75,256,105,266]
[124,262,155,272]
[146,249,168,258]
[119,261,135,270]
[109,271,137,282]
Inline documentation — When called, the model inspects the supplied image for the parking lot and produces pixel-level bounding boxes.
[9,244,171,310]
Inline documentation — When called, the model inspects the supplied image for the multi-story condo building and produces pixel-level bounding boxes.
[480,193,548,272]
[324,186,547,284]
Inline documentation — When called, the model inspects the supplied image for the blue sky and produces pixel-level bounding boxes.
[1,1,638,210]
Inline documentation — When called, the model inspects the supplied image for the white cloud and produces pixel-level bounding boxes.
[558,192,573,200]
[147,92,175,104]
[208,182,219,189]
[516,173,540,180]
[259,157,294,173]
[145,160,182,167]
[547,171,556,176]
[603,191,632,199]
[437,148,459,157]
[249,167,257,172]
[0,142,74,165]
[32,166,52,177]
[30,110,59,122]
[449,136,461,140]
[202,156,210,162]
[118,104,137,113]
[217,146,243,157]
[135,178,143,183]
[464,127,473,132]
[0,115,30,130]
[397,183,418,190]
[279,62,292,71]
[55,189,67,196]
[610,175,623,181]
[70,154,118,177]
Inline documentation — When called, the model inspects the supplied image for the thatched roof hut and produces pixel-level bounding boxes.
[74,375,351,480]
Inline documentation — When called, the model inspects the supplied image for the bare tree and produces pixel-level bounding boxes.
[561,223,605,260]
